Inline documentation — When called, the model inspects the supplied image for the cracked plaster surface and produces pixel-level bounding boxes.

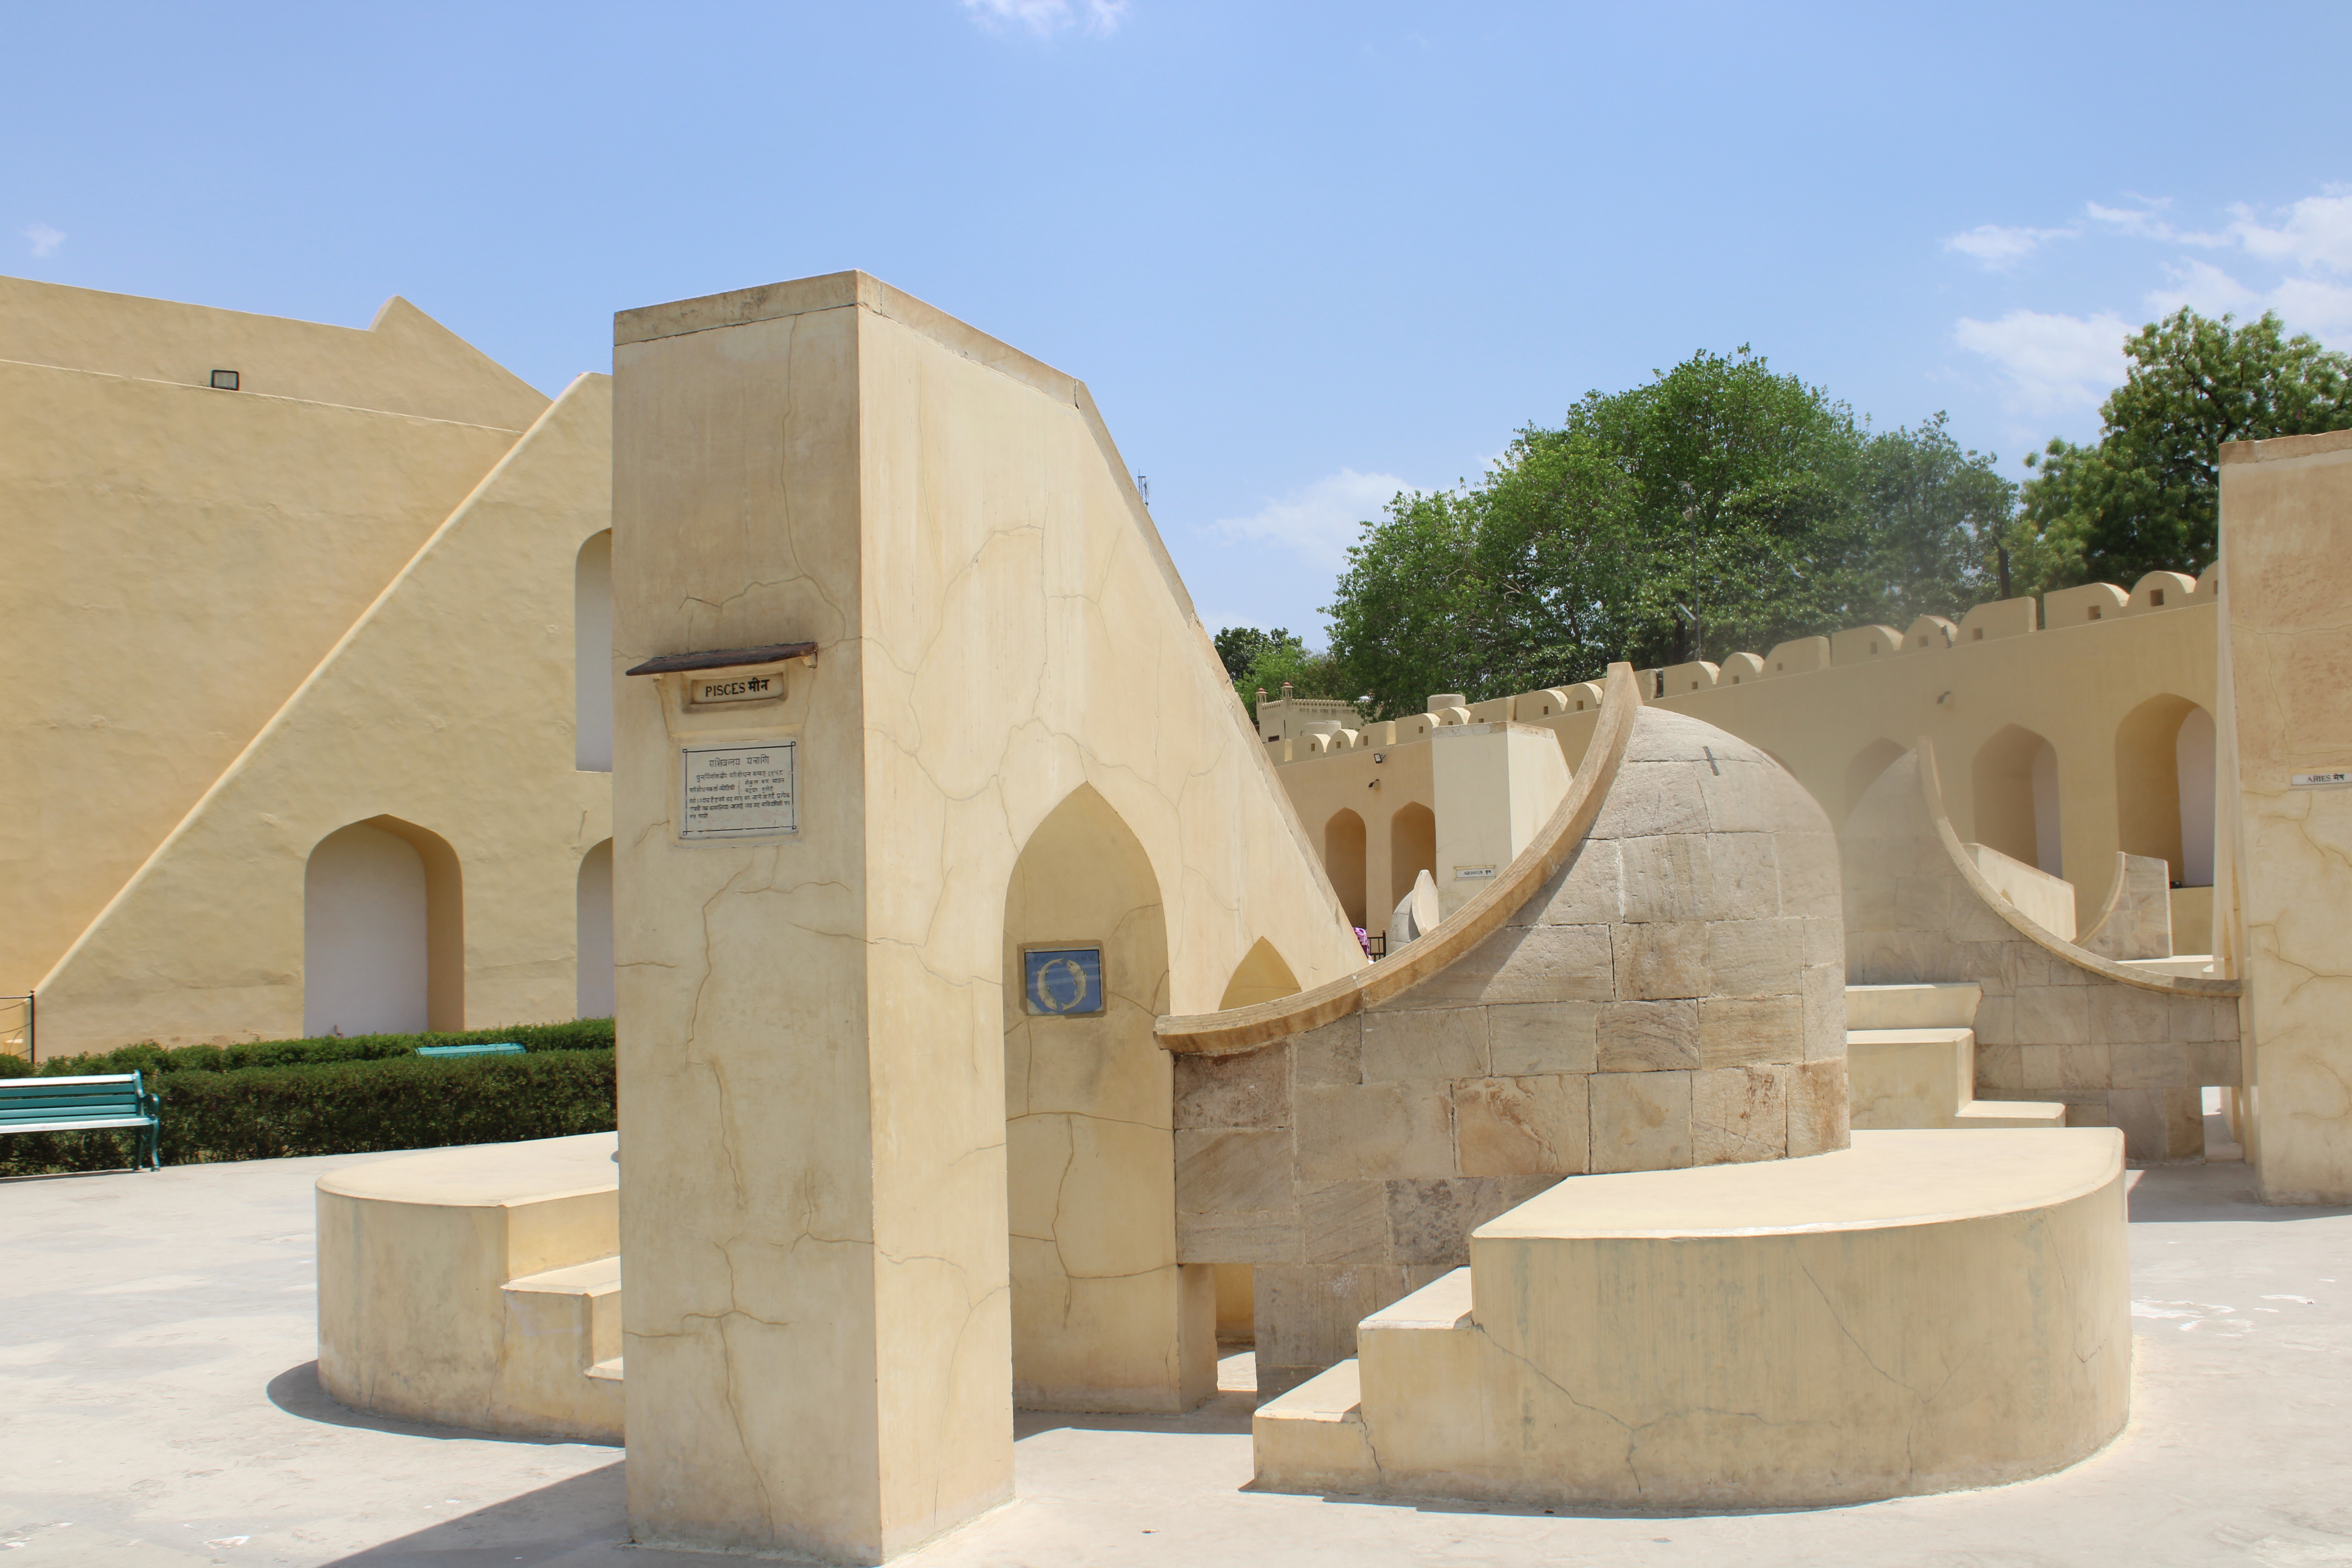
[2217,436,2352,1201]
[610,283,1358,1558]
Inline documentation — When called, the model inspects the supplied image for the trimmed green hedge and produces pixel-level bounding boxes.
[0,1020,616,1176]
[20,1016,613,1078]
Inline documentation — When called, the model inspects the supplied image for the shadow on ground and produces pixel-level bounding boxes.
[2128,1160,2352,1222]
[318,1465,690,1567]
[1016,1389,1256,1441]
[269,1360,620,1449]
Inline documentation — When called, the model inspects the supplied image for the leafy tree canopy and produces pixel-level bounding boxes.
[2012,309,2352,592]
[1324,348,2013,716]
[1212,625,1354,715]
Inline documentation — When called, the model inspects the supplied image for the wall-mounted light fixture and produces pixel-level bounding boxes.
[209,370,240,390]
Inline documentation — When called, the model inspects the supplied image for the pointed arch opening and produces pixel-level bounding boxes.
[577,838,615,1019]
[304,816,464,1036]
[1218,938,1301,1010]
[1002,784,1209,1413]
[1323,808,1367,929]
[1842,738,1906,824]
[1389,802,1436,918]
[2114,694,2214,887]
[1973,724,2063,877]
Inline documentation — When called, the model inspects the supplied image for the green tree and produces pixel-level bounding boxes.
[2013,309,2352,591]
[1850,413,2016,623]
[1323,489,1501,719]
[1330,348,1955,711]
[1212,625,1352,713]
[1213,625,1288,682]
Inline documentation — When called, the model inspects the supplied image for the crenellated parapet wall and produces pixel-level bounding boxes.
[1273,569,2223,954]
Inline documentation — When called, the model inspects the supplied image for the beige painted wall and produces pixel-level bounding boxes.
[609,272,1361,1562]
[0,278,613,1049]
[0,274,547,427]
[25,373,613,1054]
[2218,429,2352,1202]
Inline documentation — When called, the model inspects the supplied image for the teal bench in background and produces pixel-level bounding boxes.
[0,1072,162,1170]
[415,1042,524,1058]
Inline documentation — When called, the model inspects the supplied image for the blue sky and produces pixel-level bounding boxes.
[11,2,2350,643]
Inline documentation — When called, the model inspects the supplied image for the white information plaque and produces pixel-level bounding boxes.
[680,741,797,840]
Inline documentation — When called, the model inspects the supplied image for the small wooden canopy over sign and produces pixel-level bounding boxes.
[624,642,818,677]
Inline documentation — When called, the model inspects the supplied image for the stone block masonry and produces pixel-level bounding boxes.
[1175,706,1848,1393]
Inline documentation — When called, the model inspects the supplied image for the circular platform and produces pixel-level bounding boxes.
[1256,1128,2131,1508]
[316,1133,621,1441]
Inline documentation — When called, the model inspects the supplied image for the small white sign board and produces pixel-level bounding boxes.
[681,742,798,839]
[2290,770,2352,789]
[1454,864,1497,881]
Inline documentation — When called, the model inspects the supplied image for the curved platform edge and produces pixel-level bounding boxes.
[316,1133,623,1444]
[1256,1128,2131,1509]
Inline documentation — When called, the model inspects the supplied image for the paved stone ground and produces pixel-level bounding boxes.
[2,1147,2348,1567]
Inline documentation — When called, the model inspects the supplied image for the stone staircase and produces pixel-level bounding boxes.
[493,1254,625,1437]
[1253,1129,2128,1504]
[1846,982,2066,1130]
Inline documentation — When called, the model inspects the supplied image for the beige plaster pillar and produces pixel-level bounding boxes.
[2217,429,2352,1203]
[1430,722,1570,918]
[609,274,1362,1563]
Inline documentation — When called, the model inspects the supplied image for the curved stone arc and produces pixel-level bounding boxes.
[1914,735,2240,999]
[2072,849,2138,954]
[1154,661,1642,1055]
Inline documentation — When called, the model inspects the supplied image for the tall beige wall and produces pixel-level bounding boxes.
[2218,429,2352,1202]
[27,377,613,1054]
[0,278,553,1005]
[610,273,1359,1562]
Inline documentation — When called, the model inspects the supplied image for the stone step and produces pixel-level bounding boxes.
[1848,1027,1976,1128]
[1847,1027,2066,1131]
[1252,1357,1375,1494]
[1955,1100,2069,1129]
[500,1255,625,1439]
[1846,982,1981,1031]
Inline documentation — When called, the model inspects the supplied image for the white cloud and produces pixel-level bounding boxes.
[1210,469,1417,572]
[1952,310,2133,418]
[23,223,63,258]
[2145,257,2263,320]
[2224,189,2352,273]
[2264,274,2352,336]
[2142,259,2352,342]
[2085,198,2179,241]
[960,0,1128,36]
[1944,223,2076,269]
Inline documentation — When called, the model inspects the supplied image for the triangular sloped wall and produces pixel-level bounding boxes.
[35,376,613,1054]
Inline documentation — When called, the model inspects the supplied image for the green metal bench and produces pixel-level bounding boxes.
[414,1042,524,1058]
[0,1072,162,1170]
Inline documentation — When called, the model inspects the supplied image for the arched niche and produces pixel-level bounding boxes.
[1219,938,1302,1009]
[1389,802,1436,915]
[2176,706,2216,887]
[1323,809,1367,929]
[1001,784,1210,1413]
[2113,693,2216,889]
[1973,724,2063,877]
[304,816,464,1036]
[577,839,615,1018]
[1842,738,1906,824]
[575,531,613,772]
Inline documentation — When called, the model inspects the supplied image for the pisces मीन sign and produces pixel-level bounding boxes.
[1023,947,1103,1016]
